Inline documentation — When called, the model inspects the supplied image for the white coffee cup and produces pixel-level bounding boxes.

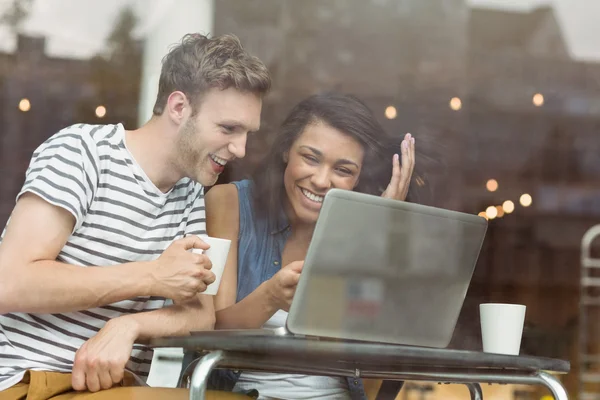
[192,236,231,296]
[480,303,526,355]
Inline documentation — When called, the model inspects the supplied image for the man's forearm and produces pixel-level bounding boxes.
[121,295,215,341]
[0,260,154,314]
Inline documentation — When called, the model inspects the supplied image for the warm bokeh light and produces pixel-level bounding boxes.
[495,205,505,218]
[503,200,515,214]
[485,206,497,219]
[478,211,488,220]
[520,193,533,207]
[449,97,462,111]
[486,179,498,192]
[19,98,31,112]
[95,106,107,118]
[415,176,425,187]
[385,105,397,119]
[533,93,544,107]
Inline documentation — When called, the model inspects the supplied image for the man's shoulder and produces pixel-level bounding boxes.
[26,123,127,189]
[38,123,123,155]
[54,123,123,144]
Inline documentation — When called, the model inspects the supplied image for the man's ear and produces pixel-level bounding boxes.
[165,91,190,126]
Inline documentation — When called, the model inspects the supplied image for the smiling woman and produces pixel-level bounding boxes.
[252,92,407,228]
[202,92,416,400]
[282,121,365,224]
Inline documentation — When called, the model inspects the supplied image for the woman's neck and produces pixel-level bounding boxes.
[290,222,314,242]
[283,197,316,241]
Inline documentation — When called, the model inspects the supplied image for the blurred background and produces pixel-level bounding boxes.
[0,0,598,398]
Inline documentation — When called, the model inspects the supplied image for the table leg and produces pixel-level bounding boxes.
[189,350,224,400]
[465,383,483,400]
[536,371,569,400]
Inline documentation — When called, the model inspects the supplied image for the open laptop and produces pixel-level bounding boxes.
[196,189,488,348]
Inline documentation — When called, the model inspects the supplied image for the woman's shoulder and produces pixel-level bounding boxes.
[205,179,262,230]
[204,179,253,201]
[232,178,256,200]
[205,183,237,206]
[230,178,253,190]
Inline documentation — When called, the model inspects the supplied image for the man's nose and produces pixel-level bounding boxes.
[228,133,247,159]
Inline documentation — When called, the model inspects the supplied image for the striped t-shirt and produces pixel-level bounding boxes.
[0,123,207,391]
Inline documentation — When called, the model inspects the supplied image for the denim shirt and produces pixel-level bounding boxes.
[202,179,368,400]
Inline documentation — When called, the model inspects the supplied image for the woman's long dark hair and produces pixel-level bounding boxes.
[251,92,400,226]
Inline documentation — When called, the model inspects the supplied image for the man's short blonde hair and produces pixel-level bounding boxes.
[152,33,271,115]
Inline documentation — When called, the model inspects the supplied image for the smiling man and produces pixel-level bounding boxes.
[0,33,270,400]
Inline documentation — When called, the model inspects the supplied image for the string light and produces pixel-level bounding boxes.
[495,205,505,218]
[486,179,498,192]
[520,194,532,207]
[449,97,462,111]
[503,200,515,213]
[19,98,31,112]
[385,106,397,119]
[95,106,107,118]
[485,206,498,219]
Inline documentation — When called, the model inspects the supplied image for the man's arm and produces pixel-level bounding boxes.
[70,183,216,392]
[71,294,215,392]
[0,193,154,314]
[0,193,214,314]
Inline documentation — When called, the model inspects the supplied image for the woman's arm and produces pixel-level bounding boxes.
[205,184,239,312]
[206,184,280,329]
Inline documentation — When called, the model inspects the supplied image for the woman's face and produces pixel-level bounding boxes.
[283,121,364,225]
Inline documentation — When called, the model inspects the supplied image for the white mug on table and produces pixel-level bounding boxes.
[480,303,526,356]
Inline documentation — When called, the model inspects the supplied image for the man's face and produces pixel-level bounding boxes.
[176,87,262,186]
